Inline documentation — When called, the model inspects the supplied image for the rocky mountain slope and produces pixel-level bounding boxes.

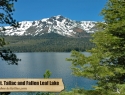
[1,15,98,37]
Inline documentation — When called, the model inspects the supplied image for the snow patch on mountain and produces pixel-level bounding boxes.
[1,15,97,37]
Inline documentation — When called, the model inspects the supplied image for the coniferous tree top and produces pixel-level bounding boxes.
[67,0,125,94]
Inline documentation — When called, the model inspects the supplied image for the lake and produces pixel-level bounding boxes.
[0,52,96,94]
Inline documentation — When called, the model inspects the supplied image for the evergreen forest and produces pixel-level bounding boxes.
[1,33,94,52]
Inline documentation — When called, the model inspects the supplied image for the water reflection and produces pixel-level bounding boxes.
[0,52,96,90]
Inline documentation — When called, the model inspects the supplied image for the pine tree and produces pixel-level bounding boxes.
[0,0,19,27]
[67,0,125,94]
[0,0,20,65]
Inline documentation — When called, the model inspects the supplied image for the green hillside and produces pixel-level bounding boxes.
[1,33,94,52]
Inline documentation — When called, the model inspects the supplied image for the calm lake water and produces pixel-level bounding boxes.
[0,52,96,94]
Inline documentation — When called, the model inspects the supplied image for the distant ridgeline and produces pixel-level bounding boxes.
[1,33,94,52]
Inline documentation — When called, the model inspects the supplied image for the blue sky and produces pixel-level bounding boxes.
[13,0,107,22]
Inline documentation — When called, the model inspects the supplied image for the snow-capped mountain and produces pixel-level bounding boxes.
[0,15,98,37]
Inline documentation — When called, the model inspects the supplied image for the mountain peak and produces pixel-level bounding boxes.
[1,15,97,37]
[55,15,64,17]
